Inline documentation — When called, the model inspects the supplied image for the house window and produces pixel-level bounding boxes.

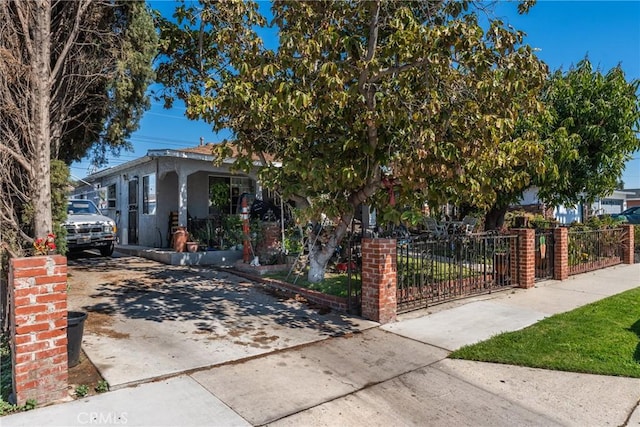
[208,176,230,216]
[230,177,254,213]
[107,184,116,208]
[142,174,156,215]
[208,176,254,215]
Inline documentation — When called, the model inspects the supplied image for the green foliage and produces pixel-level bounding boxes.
[283,227,304,254]
[265,271,361,298]
[208,182,230,212]
[58,1,158,167]
[95,380,109,393]
[1,335,11,403]
[450,287,640,378]
[156,0,549,280]
[222,215,244,248]
[75,384,89,398]
[0,337,37,415]
[51,160,70,255]
[536,59,640,207]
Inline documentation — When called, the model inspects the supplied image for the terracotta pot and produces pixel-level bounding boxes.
[173,227,188,252]
[186,241,198,253]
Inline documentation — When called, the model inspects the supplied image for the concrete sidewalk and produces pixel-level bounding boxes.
[4,263,640,426]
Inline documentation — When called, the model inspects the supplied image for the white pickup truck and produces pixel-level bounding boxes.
[64,199,116,256]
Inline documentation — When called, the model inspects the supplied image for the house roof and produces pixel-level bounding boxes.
[623,188,640,198]
[80,142,279,182]
[179,142,276,163]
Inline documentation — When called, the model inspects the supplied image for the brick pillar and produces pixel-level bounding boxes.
[10,255,68,405]
[361,238,397,324]
[256,222,281,262]
[621,224,634,264]
[516,229,535,288]
[553,227,568,280]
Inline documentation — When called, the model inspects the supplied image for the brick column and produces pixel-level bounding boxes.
[553,227,568,280]
[361,238,397,324]
[515,229,535,288]
[621,224,634,264]
[256,222,281,262]
[10,255,68,405]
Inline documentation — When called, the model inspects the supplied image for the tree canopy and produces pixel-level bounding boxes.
[156,0,547,281]
[535,59,640,207]
[0,0,157,251]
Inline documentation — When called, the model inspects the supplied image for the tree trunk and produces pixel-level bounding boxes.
[484,205,507,231]
[307,247,330,283]
[32,0,53,237]
[306,233,338,283]
[306,211,354,283]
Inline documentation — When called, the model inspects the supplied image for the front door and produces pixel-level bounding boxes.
[128,179,138,244]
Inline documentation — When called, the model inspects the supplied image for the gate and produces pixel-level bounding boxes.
[396,233,517,313]
[534,230,554,281]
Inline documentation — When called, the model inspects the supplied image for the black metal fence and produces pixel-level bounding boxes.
[396,233,518,313]
[534,230,554,281]
[568,228,623,276]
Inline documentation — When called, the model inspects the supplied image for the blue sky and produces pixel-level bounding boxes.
[71,0,640,188]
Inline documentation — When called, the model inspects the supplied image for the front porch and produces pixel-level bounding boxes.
[114,244,244,267]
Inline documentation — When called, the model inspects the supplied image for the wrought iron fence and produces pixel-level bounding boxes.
[337,232,363,315]
[568,228,623,275]
[534,230,554,281]
[396,233,518,313]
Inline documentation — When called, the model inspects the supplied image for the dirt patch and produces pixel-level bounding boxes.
[251,331,279,344]
[67,349,108,398]
[84,311,130,339]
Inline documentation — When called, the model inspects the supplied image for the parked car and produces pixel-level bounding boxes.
[610,206,640,224]
[63,199,117,256]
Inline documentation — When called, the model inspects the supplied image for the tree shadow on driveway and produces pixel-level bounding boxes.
[80,262,366,337]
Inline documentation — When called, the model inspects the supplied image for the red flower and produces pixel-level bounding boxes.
[33,234,56,256]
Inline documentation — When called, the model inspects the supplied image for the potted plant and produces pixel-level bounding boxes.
[186,240,199,253]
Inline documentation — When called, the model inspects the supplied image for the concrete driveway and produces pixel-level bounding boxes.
[67,251,376,388]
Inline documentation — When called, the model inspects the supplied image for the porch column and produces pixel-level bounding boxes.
[177,170,188,227]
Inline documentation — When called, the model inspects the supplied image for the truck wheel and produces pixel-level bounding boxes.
[100,244,114,257]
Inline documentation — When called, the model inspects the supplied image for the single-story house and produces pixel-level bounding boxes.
[518,187,636,224]
[71,143,279,248]
[624,188,640,208]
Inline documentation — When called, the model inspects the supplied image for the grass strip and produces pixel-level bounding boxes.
[449,287,640,378]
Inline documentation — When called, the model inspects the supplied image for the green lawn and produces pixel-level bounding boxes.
[264,271,361,298]
[449,287,640,378]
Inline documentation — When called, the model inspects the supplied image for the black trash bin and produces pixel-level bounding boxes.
[67,311,88,368]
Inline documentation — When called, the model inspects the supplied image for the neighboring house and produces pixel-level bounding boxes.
[71,143,277,248]
[517,187,635,224]
[624,188,640,208]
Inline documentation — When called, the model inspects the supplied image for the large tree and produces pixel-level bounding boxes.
[477,59,640,230]
[0,0,157,251]
[157,0,546,281]
[535,59,640,208]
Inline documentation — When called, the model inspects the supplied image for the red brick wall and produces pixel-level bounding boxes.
[361,239,397,324]
[9,255,68,405]
[621,224,634,264]
[256,222,281,262]
[553,227,569,280]
[515,229,535,288]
